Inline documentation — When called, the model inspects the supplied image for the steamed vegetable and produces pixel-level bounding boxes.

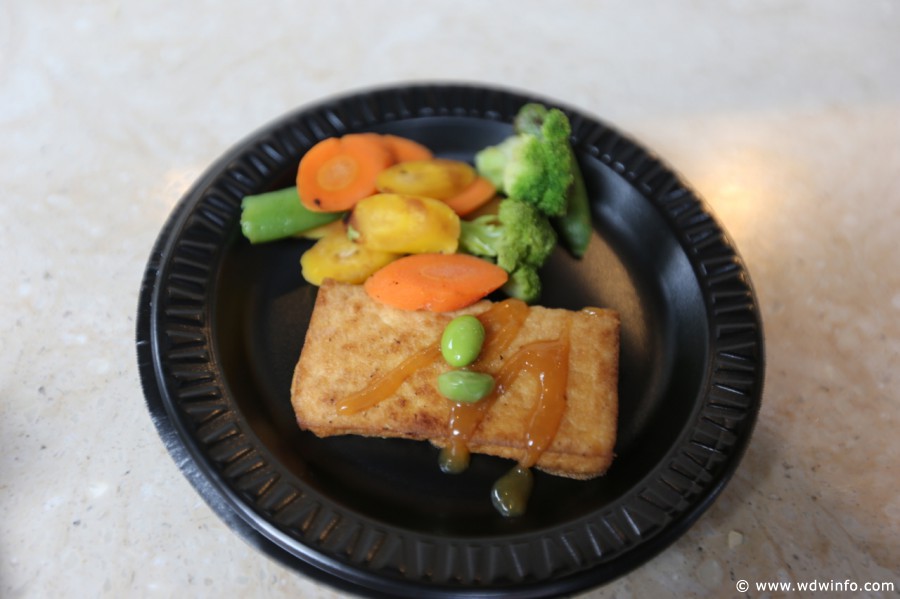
[380,135,434,162]
[239,187,345,244]
[440,315,486,367]
[436,370,495,403]
[458,198,557,303]
[442,176,496,216]
[513,103,592,258]
[296,133,393,212]
[375,159,476,200]
[363,253,508,312]
[300,225,399,285]
[474,105,573,217]
[240,104,593,310]
[348,193,460,254]
[297,133,431,212]
[295,219,346,240]
[553,154,592,258]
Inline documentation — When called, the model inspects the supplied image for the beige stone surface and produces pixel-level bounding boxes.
[1,1,897,597]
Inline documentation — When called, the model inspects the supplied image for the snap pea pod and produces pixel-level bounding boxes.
[553,147,592,259]
[240,186,345,244]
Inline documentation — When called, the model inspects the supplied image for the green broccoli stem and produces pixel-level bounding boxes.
[553,148,592,258]
[457,217,501,257]
[502,267,542,304]
[239,186,344,244]
[513,103,547,137]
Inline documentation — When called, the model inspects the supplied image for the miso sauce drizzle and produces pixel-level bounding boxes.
[335,299,582,517]
[336,345,442,415]
[489,320,571,517]
[439,298,530,474]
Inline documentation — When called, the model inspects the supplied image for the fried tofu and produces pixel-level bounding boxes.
[290,280,619,479]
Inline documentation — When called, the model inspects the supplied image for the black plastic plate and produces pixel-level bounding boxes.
[136,83,764,598]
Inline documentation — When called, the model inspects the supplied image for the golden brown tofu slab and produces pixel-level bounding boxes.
[290,279,620,479]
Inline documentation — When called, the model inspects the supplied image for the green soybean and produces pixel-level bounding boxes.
[440,315,486,367]
[437,370,495,403]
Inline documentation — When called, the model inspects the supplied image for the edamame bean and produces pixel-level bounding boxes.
[441,315,485,367]
[437,370,495,403]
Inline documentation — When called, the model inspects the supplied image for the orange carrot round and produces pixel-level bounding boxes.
[297,133,394,212]
[381,134,434,162]
[364,253,508,312]
[442,176,497,216]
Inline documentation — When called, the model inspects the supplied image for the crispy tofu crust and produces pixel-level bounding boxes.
[290,280,620,479]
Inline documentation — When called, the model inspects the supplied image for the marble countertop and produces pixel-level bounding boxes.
[2,1,898,597]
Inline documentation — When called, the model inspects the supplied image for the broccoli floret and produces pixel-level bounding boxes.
[474,103,574,217]
[458,198,557,303]
[473,136,517,191]
[512,102,552,137]
[501,268,542,305]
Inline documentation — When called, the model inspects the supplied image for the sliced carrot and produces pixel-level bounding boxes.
[300,227,399,286]
[465,195,503,219]
[364,253,508,312]
[381,134,434,162]
[294,218,346,240]
[442,176,497,217]
[297,133,394,212]
[375,159,476,200]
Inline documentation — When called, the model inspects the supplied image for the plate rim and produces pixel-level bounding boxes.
[136,81,765,597]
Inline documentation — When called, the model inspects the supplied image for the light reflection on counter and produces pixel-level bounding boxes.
[151,166,205,219]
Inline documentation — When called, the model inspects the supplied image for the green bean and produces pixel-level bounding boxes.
[553,147,592,258]
[440,315,486,367]
[240,186,345,244]
[437,370,495,403]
